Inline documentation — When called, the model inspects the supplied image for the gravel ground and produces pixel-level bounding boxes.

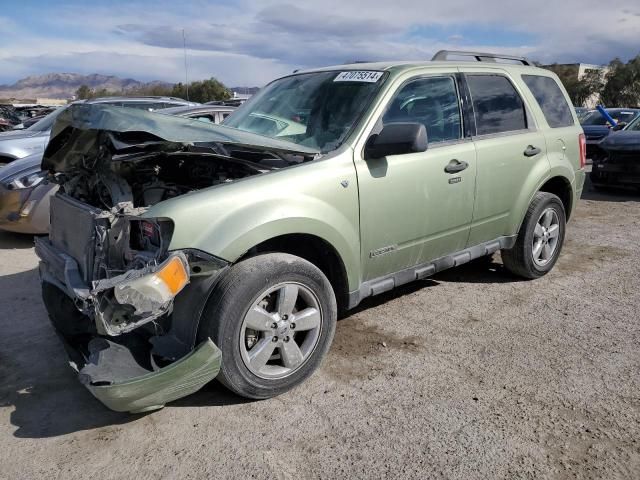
[1,179,639,479]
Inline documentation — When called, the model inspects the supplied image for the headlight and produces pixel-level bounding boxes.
[4,170,46,190]
[113,254,190,316]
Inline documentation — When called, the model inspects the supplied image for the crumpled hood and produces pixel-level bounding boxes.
[42,103,319,172]
[600,130,640,152]
[0,129,46,141]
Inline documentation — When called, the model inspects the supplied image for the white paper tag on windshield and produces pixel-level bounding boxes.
[334,71,383,83]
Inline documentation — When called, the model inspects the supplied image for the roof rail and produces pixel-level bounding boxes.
[431,50,533,66]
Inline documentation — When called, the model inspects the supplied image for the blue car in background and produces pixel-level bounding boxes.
[580,108,640,158]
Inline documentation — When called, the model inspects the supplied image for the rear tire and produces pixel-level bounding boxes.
[502,192,566,279]
[198,253,337,399]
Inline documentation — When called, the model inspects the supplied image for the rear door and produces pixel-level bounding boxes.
[460,69,548,246]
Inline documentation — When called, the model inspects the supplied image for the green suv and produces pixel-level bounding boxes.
[36,51,586,412]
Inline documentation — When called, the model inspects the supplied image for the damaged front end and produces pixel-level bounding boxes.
[35,192,228,413]
[35,104,318,412]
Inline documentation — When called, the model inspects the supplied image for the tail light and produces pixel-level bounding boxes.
[579,133,586,169]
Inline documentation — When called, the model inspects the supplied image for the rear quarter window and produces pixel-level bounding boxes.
[522,75,575,128]
[466,74,528,135]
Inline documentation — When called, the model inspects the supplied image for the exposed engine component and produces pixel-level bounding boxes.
[57,151,273,210]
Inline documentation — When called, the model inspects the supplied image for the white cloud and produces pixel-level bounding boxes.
[1,0,639,86]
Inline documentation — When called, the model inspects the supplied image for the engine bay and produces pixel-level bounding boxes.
[56,149,280,210]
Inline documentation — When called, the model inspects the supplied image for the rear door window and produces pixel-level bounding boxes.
[466,74,527,135]
[522,75,574,128]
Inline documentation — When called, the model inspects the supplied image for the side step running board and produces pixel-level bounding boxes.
[348,236,516,308]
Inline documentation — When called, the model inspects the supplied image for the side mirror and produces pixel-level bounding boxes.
[612,122,627,131]
[364,122,428,160]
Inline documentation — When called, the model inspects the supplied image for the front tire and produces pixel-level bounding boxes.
[502,192,566,279]
[198,253,337,399]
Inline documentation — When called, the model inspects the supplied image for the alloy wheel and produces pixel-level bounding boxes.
[239,282,322,379]
[532,207,560,267]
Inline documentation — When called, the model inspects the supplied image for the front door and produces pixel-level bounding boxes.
[355,75,477,281]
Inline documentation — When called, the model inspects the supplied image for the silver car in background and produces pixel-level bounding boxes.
[0,100,234,234]
[0,154,49,233]
[159,104,236,123]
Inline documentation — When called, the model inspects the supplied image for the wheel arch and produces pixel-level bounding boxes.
[237,233,350,314]
[510,168,575,236]
[538,175,574,220]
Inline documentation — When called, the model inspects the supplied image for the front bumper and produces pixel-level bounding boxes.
[0,182,56,234]
[36,234,228,413]
[81,338,221,414]
[591,157,640,187]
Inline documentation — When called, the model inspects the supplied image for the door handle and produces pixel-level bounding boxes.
[444,159,468,174]
[524,145,542,157]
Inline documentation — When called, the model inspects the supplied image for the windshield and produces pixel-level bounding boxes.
[581,110,637,126]
[223,70,386,153]
[626,115,640,131]
[26,106,66,132]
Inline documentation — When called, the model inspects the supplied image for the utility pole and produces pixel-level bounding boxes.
[183,29,189,101]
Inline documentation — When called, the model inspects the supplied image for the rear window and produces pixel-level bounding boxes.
[466,75,527,135]
[581,110,638,126]
[522,75,574,128]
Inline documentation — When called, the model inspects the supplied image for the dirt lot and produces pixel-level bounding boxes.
[1,179,639,480]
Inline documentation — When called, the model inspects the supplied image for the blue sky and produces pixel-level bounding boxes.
[1,0,639,86]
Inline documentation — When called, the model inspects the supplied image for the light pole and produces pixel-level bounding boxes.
[182,29,189,101]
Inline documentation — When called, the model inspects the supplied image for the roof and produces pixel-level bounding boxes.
[295,59,551,77]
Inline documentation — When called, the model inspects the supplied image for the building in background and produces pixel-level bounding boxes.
[542,63,609,108]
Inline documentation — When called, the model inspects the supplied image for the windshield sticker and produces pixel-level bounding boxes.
[334,71,383,83]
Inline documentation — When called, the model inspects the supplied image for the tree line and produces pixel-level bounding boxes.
[74,54,640,108]
[75,77,231,103]
[542,55,640,107]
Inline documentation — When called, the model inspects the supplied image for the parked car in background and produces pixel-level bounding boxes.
[206,99,246,107]
[591,114,640,190]
[0,153,49,233]
[225,111,308,138]
[35,51,585,413]
[0,101,223,235]
[574,107,590,120]
[15,113,51,130]
[12,106,60,130]
[580,108,640,158]
[159,104,236,124]
[0,96,198,166]
[0,106,22,132]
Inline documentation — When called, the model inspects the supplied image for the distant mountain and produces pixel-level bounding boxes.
[0,73,172,100]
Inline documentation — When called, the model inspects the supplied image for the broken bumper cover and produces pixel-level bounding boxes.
[79,338,221,414]
[36,236,229,413]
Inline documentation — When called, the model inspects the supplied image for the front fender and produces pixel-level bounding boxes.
[145,154,361,290]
